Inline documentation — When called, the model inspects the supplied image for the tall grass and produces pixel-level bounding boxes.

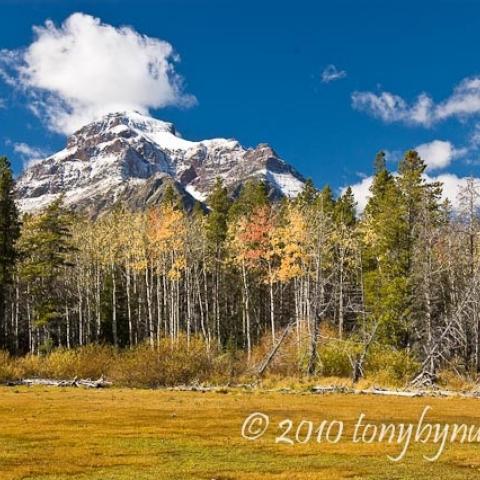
[0,332,423,388]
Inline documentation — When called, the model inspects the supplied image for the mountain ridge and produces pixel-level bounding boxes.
[15,111,306,215]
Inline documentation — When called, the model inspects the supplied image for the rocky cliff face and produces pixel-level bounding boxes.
[16,111,306,215]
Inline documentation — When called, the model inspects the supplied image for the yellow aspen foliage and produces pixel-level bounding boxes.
[272,204,309,283]
[147,205,187,280]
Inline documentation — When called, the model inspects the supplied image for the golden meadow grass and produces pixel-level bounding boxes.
[0,387,480,479]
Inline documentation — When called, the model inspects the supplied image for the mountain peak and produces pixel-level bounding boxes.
[16,112,306,215]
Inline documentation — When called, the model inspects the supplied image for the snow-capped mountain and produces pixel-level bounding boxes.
[16,111,306,215]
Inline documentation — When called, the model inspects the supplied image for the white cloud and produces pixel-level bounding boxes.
[414,140,466,171]
[425,173,480,209]
[352,76,480,127]
[0,13,195,134]
[346,175,373,213]
[321,64,347,83]
[0,98,5,109]
[12,142,47,167]
[346,171,480,213]
[470,123,480,148]
[352,91,434,126]
[435,77,480,121]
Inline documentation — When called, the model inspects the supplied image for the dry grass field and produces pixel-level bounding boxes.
[0,387,479,479]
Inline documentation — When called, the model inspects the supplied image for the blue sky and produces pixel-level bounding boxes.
[1,0,480,206]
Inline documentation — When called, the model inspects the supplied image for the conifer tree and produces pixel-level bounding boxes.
[17,199,74,349]
[205,178,231,344]
[229,179,269,219]
[206,178,230,246]
[319,185,336,215]
[0,157,20,349]
[161,182,182,209]
[396,150,442,348]
[361,153,409,346]
[335,186,357,227]
[296,178,318,207]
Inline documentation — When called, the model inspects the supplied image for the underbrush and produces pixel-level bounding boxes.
[0,333,468,390]
[0,336,240,387]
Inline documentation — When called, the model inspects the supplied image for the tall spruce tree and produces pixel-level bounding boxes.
[396,150,443,362]
[0,157,20,349]
[18,199,74,349]
[319,185,336,215]
[361,152,409,346]
[206,178,231,245]
[206,178,231,345]
[296,178,318,207]
[161,182,182,209]
[229,179,269,219]
[335,186,357,227]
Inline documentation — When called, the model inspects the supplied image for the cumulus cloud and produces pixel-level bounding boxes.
[352,76,480,127]
[425,173,480,209]
[12,142,48,167]
[0,13,195,134]
[414,140,466,171]
[321,64,347,83]
[346,175,373,213]
[346,171,480,214]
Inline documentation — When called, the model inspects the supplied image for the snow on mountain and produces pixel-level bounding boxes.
[16,111,306,215]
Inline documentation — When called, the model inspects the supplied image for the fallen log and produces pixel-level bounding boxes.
[169,384,213,393]
[357,388,425,398]
[5,376,111,389]
[309,384,480,399]
[256,322,294,377]
[311,385,351,395]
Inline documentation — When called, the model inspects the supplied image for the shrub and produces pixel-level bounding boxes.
[364,344,419,385]
[317,339,361,378]
[0,351,18,382]
[110,336,228,387]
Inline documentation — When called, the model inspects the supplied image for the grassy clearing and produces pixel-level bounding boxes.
[0,387,479,479]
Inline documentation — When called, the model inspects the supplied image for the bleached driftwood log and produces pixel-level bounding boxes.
[6,376,111,388]
[310,384,480,399]
[356,387,425,398]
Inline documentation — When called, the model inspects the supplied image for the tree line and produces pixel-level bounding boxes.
[1,151,480,382]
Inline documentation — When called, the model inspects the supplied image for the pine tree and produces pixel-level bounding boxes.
[229,179,269,219]
[364,151,392,217]
[360,153,409,346]
[318,185,336,215]
[296,178,318,207]
[0,157,20,349]
[206,178,230,245]
[397,150,428,242]
[205,178,231,345]
[395,150,443,364]
[161,182,182,209]
[18,199,74,348]
[335,186,357,227]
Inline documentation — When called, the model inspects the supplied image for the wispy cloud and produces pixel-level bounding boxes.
[321,64,347,83]
[0,12,196,135]
[11,142,48,167]
[351,91,433,125]
[352,76,480,127]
